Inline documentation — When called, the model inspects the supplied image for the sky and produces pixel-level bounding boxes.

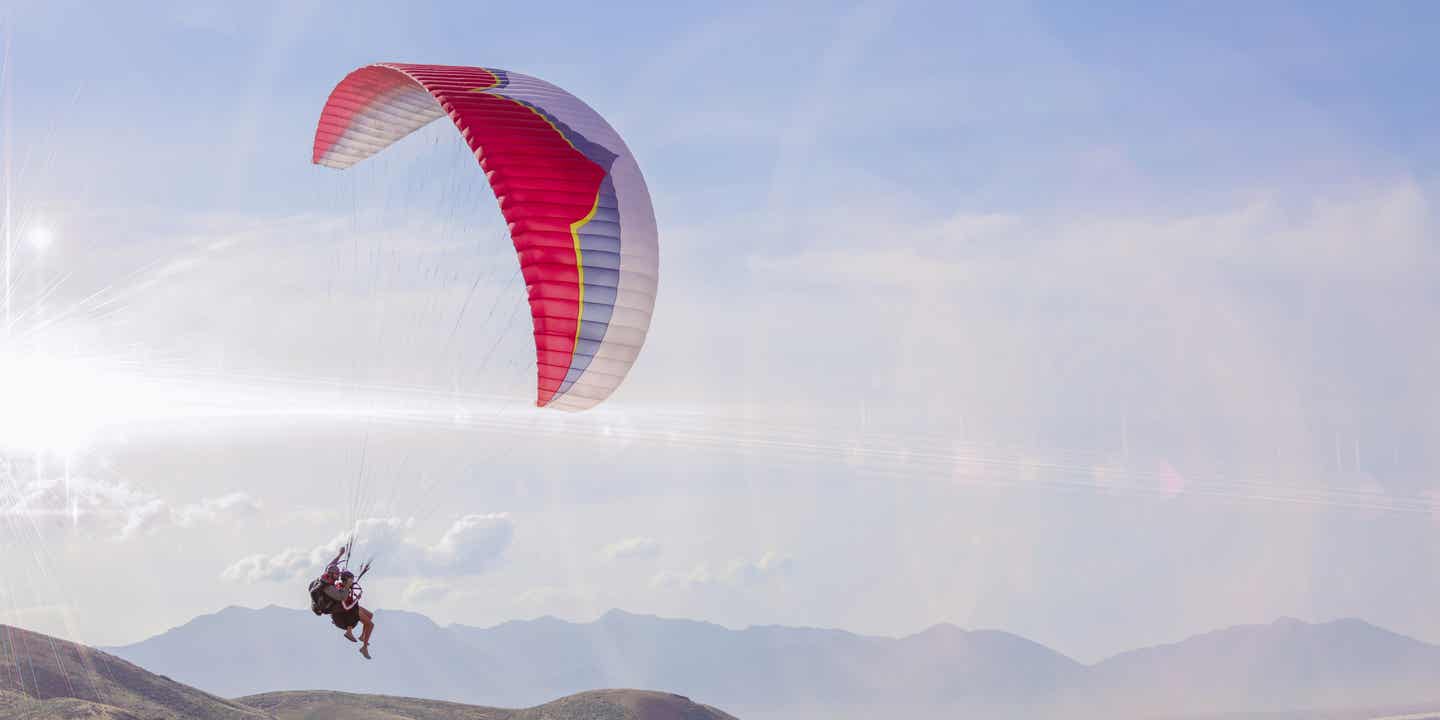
[0,0,1438,664]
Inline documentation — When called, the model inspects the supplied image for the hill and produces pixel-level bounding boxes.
[240,689,737,720]
[1,622,741,719]
[0,623,268,719]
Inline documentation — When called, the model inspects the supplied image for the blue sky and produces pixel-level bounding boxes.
[9,1,1434,217]
[1,0,1439,663]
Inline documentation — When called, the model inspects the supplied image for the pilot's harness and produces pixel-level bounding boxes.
[330,538,373,609]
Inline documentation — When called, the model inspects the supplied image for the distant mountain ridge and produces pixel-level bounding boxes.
[1082,617,1440,715]
[106,607,1440,719]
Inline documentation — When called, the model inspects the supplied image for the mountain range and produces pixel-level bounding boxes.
[105,607,1440,719]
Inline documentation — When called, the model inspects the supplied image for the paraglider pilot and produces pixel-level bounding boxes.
[310,546,376,659]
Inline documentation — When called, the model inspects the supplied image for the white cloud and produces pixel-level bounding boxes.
[403,579,452,604]
[0,465,261,542]
[747,181,1433,295]
[221,547,314,584]
[117,498,168,540]
[171,492,262,528]
[676,180,1440,476]
[601,536,662,562]
[220,513,514,584]
[651,551,794,591]
[728,551,794,585]
[430,514,515,571]
[514,585,571,608]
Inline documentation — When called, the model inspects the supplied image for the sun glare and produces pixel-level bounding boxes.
[0,351,131,453]
[26,223,54,251]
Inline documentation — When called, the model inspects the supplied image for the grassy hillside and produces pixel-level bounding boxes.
[3,623,741,719]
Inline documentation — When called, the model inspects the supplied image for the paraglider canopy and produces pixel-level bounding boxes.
[313,63,658,411]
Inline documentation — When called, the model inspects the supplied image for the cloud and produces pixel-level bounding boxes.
[0,465,261,542]
[601,536,662,562]
[514,585,572,608]
[171,492,262,528]
[220,547,314,584]
[747,181,1433,295]
[651,551,794,591]
[430,514,515,571]
[727,551,795,585]
[115,492,262,539]
[117,498,169,540]
[403,579,452,604]
[221,513,514,584]
[667,179,1440,479]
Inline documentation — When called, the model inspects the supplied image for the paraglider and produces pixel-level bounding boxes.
[307,62,659,657]
[310,544,375,659]
[312,63,659,411]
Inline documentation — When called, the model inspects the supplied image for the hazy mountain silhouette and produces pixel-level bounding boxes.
[105,606,1440,719]
[1073,617,1440,716]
